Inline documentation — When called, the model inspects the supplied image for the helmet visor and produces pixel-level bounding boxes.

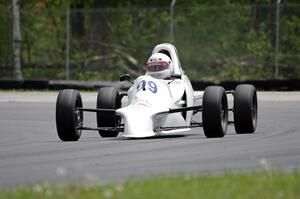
[147,61,169,72]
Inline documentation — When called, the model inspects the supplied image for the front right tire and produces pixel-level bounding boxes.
[56,89,83,141]
[96,87,121,137]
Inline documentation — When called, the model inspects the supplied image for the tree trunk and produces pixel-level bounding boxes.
[250,0,258,30]
[12,0,23,80]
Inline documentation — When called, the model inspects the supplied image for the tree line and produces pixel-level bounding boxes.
[0,0,299,80]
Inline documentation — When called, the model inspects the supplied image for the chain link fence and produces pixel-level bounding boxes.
[1,4,299,81]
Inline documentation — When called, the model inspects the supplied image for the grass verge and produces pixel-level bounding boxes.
[0,170,299,199]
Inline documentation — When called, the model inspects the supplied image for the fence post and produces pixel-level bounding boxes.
[12,0,23,80]
[169,0,176,44]
[275,0,281,78]
[65,7,70,80]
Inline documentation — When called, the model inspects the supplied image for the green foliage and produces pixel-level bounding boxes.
[74,68,125,81]
[1,2,300,81]
[0,4,13,65]
[280,14,300,78]
[22,67,64,80]
[0,170,299,199]
[21,7,66,65]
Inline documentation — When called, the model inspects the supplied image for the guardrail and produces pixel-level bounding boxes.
[0,79,299,91]
[192,79,300,91]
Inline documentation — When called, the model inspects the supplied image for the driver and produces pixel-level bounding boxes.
[146,53,173,79]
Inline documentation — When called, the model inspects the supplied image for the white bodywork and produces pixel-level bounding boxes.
[116,43,202,138]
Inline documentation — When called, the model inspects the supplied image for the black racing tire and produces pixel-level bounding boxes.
[202,86,228,138]
[234,84,257,134]
[97,87,121,137]
[56,89,83,141]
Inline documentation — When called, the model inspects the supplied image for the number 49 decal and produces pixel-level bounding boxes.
[137,80,157,94]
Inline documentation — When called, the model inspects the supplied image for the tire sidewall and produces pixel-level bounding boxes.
[234,84,257,134]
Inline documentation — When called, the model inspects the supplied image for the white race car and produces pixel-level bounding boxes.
[56,43,257,141]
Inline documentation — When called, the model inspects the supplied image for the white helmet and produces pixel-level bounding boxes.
[146,53,173,79]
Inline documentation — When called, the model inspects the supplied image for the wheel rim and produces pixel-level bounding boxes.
[221,94,228,131]
[251,91,257,127]
[74,99,83,132]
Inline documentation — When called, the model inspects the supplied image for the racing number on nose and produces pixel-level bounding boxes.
[137,80,157,93]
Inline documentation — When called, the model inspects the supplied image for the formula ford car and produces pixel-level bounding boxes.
[55,43,257,141]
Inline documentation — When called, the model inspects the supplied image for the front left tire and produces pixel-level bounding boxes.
[234,84,257,134]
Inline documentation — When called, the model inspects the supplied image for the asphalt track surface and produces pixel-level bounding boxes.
[0,91,300,188]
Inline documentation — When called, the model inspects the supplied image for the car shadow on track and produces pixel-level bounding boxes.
[121,134,187,140]
[110,133,207,141]
[47,132,208,143]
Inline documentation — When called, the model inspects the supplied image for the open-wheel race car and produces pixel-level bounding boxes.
[55,43,257,141]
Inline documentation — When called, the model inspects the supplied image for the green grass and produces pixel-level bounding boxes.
[1,171,299,199]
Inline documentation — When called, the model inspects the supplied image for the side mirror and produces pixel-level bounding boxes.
[120,74,132,82]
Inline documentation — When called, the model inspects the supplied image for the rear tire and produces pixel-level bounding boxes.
[97,87,121,137]
[234,84,257,134]
[202,86,228,138]
[56,89,83,141]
